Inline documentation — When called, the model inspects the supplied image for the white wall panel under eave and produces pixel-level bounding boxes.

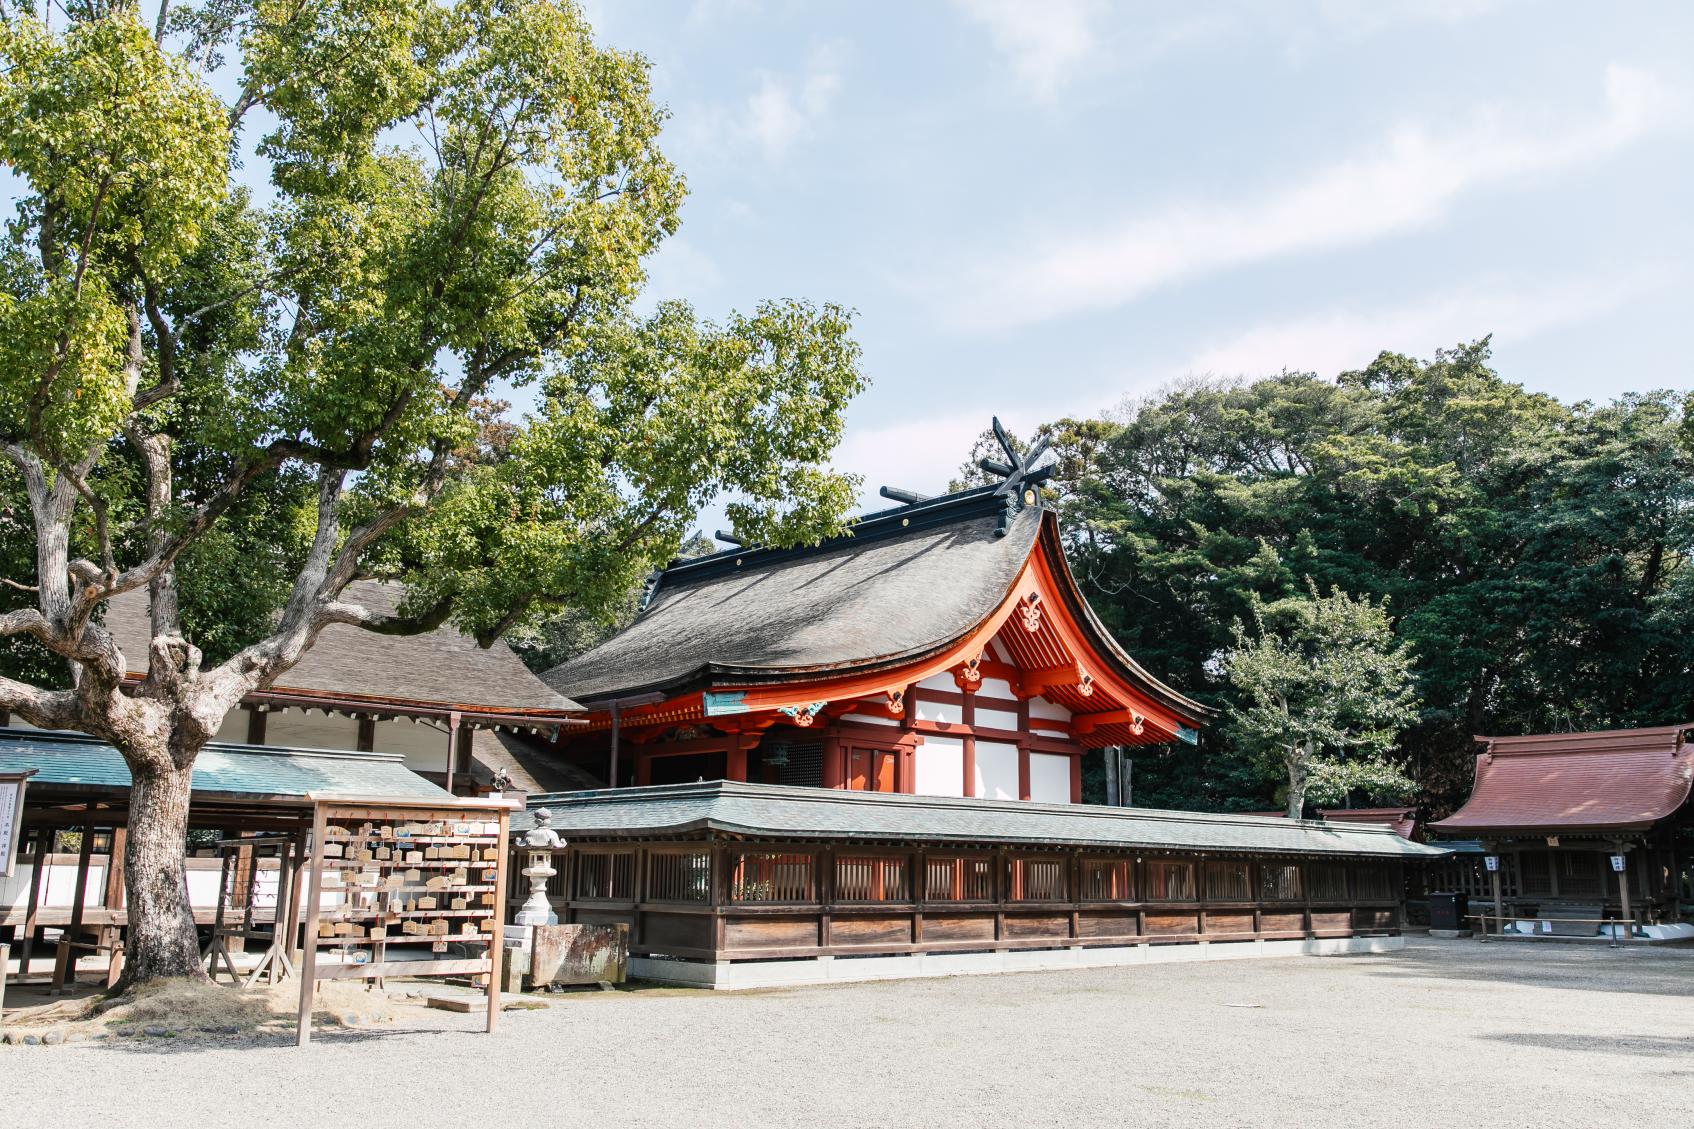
[1029,697,1071,722]
[1029,752,1072,804]
[374,718,455,773]
[914,737,965,797]
[975,707,1020,733]
[263,710,360,754]
[975,741,1019,800]
[978,677,1015,701]
[843,712,899,727]
[914,698,963,725]
[917,672,958,692]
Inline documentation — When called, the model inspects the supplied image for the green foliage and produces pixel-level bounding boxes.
[1223,584,1420,815]
[1026,341,1694,814]
[0,0,865,680]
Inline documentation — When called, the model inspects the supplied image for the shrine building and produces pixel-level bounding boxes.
[539,475,1213,800]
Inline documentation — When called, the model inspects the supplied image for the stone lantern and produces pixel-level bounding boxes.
[513,808,563,927]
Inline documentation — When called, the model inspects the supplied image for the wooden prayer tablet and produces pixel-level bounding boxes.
[481,847,498,862]
[379,825,394,837]
[478,918,496,933]
[425,846,441,860]
[425,876,448,890]
[405,850,424,864]
[356,872,379,887]
[323,825,352,841]
[460,922,476,936]
[355,849,374,862]
[318,923,335,938]
[480,821,499,836]
[452,844,472,860]
[375,847,392,861]
[449,868,469,885]
[481,893,495,906]
[369,926,386,939]
[452,822,473,836]
[417,896,438,910]
[432,920,450,936]
[403,868,422,882]
[431,941,447,953]
[384,874,404,890]
[322,843,343,858]
[333,922,353,936]
[450,897,467,911]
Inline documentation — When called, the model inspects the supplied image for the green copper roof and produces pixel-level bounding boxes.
[517,780,1449,859]
[0,728,449,803]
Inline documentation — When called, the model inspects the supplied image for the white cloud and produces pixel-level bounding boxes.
[940,65,1683,330]
[1183,270,1666,379]
[951,0,1106,102]
[742,43,844,161]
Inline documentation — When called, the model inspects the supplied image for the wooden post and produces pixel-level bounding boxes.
[608,702,622,788]
[295,802,328,1047]
[52,824,96,995]
[725,742,747,783]
[445,711,462,795]
[487,807,510,1035]
[1489,846,1504,939]
[18,826,47,979]
[1615,843,1633,944]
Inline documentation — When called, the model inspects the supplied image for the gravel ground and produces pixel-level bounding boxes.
[3,937,1691,1127]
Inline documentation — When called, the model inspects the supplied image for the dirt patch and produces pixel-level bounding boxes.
[5,976,406,1040]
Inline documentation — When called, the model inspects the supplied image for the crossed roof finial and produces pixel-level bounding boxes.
[978,416,1055,534]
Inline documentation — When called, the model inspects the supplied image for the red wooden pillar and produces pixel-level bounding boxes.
[961,686,977,798]
[725,742,748,783]
[634,751,652,787]
[1017,744,1032,801]
[822,736,845,789]
[1070,754,1083,805]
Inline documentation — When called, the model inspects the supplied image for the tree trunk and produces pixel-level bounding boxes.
[119,760,206,985]
[1284,744,1309,819]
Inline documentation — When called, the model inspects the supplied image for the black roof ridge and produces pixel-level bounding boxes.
[0,726,415,766]
[661,484,1009,591]
[524,778,1414,839]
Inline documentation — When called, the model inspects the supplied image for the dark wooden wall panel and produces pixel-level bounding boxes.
[724,914,819,950]
[921,913,997,942]
[830,915,914,946]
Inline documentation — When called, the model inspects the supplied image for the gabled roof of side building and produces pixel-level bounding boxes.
[541,486,1211,730]
[0,727,450,805]
[1429,723,1694,835]
[514,780,1446,858]
[105,579,580,716]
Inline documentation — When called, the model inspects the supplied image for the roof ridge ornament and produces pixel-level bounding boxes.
[978,416,1057,537]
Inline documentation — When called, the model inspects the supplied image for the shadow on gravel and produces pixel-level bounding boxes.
[1363,939,1694,999]
[1479,1032,1694,1058]
[86,1025,476,1055]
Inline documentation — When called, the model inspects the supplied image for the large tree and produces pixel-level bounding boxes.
[0,1,865,985]
[1222,585,1420,818]
[1013,343,1694,813]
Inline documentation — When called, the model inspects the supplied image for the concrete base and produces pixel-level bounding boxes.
[1427,929,1474,939]
[629,935,1405,990]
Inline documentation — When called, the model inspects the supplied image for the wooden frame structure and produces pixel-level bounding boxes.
[541,837,1406,964]
[296,794,516,1046]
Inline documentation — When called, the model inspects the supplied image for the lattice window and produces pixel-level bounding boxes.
[1556,852,1605,898]
[1081,859,1135,901]
[1519,852,1552,896]
[1204,861,1252,901]
[647,850,711,903]
[1145,860,1195,901]
[1353,865,1394,900]
[1007,856,1067,902]
[1260,863,1302,901]
[574,851,635,900]
[728,851,816,904]
[834,855,912,903]
[924,855,995,902]
[1307,863,1349,900]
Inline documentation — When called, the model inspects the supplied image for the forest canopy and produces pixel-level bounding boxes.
[992,341,1694,815]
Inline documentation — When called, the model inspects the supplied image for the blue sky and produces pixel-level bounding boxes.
[582,0,1694,515]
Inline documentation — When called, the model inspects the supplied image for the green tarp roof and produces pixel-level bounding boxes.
[518,780,1449,859]
[0,728,449,803]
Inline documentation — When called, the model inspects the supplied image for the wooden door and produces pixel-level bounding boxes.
[846,747,897,793]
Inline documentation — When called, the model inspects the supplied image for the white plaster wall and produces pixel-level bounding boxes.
[916,672,957,692]
[373,717,455,773]
[914,698,962,725]
[974,741,1019,800]
[913,737,965,797]
[1029,697,1071,722]
[977,677,1015,700]
[842,712,899,727]
[988,639,1011,663]
[1029,752,1072,803]
[262,710,361,753]
[975,706,1019,732]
